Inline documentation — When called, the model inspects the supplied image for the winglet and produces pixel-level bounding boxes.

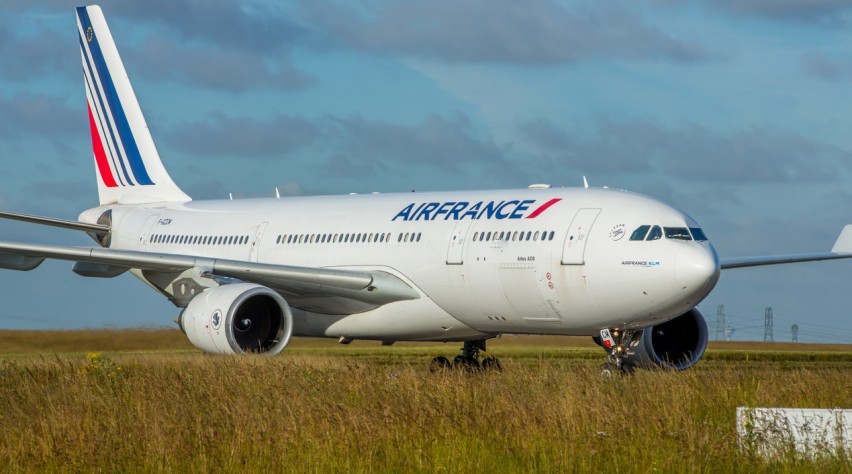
[831,225,852,253]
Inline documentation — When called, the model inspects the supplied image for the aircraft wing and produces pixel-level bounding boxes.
[0,240,419,314]
[720,225,852,269]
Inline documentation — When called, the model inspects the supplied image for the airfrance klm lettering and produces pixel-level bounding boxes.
[392,198,561,221]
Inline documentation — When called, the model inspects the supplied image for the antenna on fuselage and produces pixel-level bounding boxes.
[583,176,589,189]
[229,193,233,200]
[275,187,280,199]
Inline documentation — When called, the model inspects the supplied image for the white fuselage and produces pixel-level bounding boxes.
[82,187,720,342]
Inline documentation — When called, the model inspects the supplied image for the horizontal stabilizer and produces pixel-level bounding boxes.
[0,210,109,233]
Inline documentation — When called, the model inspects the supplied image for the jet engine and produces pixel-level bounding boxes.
[178,283,293,355]
[627,308,708,370]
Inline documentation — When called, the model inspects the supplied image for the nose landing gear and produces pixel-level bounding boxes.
[599,328,637,376]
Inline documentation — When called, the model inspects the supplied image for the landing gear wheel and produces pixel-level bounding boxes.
[481,356,502,371]
[429,356,451,372]
[453,355,480,370]
[598,328,639,376]
[600,362,633,377]
[429,339,495,373]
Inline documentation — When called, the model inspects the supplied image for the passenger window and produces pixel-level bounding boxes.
[690,228,708,241]
[533,231,539,241]
[664,227,692,241]
[646,226,662,241]
[630,225,650,241]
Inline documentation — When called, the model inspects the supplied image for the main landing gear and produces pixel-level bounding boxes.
[430,339,502,372]
[598,328,637,377]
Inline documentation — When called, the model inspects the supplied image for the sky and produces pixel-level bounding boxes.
[1,0,852,343]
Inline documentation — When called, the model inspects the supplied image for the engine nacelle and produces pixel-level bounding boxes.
[627,308,708,370]
[178,283,293,355]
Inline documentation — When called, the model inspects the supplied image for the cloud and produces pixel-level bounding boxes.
[0,1,709,92]
[0,2,313,92]
[703,0,852,27]
[164,111,319,158]
[0,16,77,82]
[301,0,710,64]
[326,113,507,170]
[161,111,531,188]
[164,111,509,167]
[801,52,852,81]
[276,181,306,196]
[519,118,852,183]
[130,36,314,92]
[0,93,82,139]
[106,0,306,53]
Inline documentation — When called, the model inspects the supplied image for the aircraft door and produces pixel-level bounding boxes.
[250,222,268,262]
[561,208,601,265]
[446,220,473,265]
[139,214,160,251]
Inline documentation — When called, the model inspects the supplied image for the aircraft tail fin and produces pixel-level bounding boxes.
[76,5,190,205]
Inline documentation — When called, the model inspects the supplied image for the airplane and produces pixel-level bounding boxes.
[2,4,851,374]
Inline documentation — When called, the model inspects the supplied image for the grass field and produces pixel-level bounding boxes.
[0,329,849,472]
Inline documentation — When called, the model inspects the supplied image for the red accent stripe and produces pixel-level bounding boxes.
[87,103,118,188]
[526,198,562,218]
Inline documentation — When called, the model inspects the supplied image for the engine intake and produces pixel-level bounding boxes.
[179,283,293,355]
[627,308,708,370]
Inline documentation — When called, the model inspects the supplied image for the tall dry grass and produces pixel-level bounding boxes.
[0,350,848,473]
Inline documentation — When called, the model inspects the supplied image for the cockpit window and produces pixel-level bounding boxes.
[630,225,651,241]
[646,225,663,241]
[664,227,692,241]
[689,228,708,241]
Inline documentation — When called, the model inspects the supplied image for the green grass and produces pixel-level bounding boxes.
[0,330,849,472]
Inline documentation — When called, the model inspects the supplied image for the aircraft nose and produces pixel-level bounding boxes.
[675,244,721,296]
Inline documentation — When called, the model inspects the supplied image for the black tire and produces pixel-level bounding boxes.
[453,355,480,371]
[429,356,451,372]
[481,356,502,371]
